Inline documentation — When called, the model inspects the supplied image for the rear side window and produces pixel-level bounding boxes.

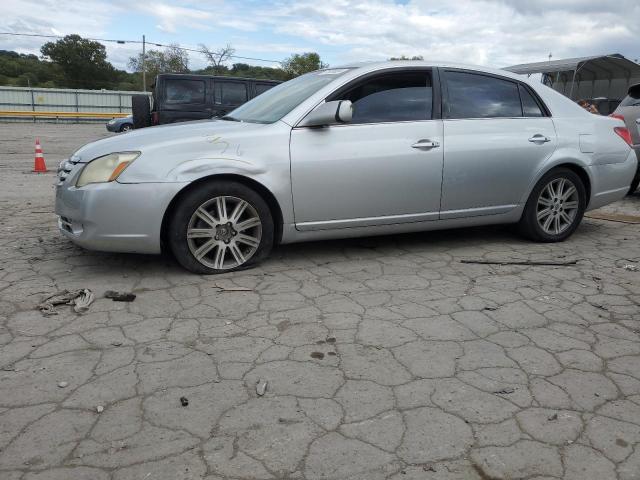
[255,83,275,96]
[445,71,522,119]
[620,86,640,107]
[215,82,248,105]
[519,84,544,117]
[338,71,433,124]
[164,79,206,104]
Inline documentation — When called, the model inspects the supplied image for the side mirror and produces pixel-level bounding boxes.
[299,100,353,127]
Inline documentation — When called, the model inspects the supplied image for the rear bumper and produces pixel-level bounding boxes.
[55,180,188,254]
[587,149,638,210]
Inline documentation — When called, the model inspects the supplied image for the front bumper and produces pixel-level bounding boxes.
[55,165,187,253]
[105,122,118,132]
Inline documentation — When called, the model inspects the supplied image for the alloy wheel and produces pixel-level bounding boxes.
[186,195,262,270]
[536,178,579,235]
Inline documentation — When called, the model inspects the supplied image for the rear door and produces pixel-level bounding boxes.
[213,80,249,117]
[439,69,557,218]
[160,77,211,123]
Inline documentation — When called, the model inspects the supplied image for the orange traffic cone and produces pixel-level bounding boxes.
[33,138,49,173]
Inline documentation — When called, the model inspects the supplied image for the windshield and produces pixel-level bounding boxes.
[224,69,352,124]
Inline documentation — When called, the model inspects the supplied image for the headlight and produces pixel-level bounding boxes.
[76,152,140,187]
[107,119,116,125]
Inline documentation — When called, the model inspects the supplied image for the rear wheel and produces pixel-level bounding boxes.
[168,181,274,274]
[519,168,586,242]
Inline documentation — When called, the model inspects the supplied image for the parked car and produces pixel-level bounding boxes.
[106,115,133,133]
[131,73,280,129]
[611,83,640,193]
[56,61,637,274]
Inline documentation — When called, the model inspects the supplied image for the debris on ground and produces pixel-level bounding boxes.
[37,289,95,316]
[96,405,104,413]
[310,352,325,359]
[214,285,253,292]
[548,413,558,421]
[256,379,268,396]
[493,387,515,395]
[57,381,68,388]
[461,259,579,267]
[623,264,638,272]
[180,396,189,407]
[104,290,137,302]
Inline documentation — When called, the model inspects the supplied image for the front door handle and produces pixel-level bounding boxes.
[528,134,551,143]
[411,139,440,149]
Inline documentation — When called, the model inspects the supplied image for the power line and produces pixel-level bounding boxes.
[0,31,283,64]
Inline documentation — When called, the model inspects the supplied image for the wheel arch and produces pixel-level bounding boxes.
[160,174,284,252]
[524,161,592,209]
[546,163,592,206]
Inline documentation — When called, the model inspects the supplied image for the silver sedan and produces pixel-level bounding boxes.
[55,61,638,274]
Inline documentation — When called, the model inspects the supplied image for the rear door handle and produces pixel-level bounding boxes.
[411,139,440,149]
[528,134,551,143]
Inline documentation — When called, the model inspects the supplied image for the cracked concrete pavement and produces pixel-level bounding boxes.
[1,123,639,479]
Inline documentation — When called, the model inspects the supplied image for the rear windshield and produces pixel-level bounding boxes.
[224,69,351,124]
[620,86,640,107]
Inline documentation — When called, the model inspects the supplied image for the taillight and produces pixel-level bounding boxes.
[151,112,159,125]
[609,113,625,122]
[614,126,633,146]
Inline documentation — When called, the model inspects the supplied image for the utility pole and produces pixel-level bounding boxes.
[142,35,146,92]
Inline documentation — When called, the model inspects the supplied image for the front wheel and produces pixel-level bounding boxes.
[168,181,274,274]
[519,168,586,242]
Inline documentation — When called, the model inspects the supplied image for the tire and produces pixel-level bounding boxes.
[119,123,133,132]
[519,168,586,242]
[628,177,639,195]
[167,181,274,274]
[131,94,151,129]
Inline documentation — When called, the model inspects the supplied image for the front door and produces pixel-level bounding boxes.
[440,70,557,218]
[290,69,444,231]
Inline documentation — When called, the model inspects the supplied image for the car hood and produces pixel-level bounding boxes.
[71,119,271,163]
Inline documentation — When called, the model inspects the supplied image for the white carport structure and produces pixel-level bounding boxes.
[505,54,640,100]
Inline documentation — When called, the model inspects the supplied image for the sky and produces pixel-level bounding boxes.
[1,0,639,72]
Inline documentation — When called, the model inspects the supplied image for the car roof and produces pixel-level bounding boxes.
[332,60,529,83]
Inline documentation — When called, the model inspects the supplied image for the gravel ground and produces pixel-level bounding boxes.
[1,123,639,480]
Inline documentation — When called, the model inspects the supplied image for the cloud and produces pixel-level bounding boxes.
[2,0,639,71]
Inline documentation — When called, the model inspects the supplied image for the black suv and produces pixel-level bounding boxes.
[132,73,280,129]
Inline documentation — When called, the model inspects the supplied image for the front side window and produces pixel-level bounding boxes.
[165,79,206,104]
[215,82,248,105]
[445,71,522,119]
[337,72,433,124]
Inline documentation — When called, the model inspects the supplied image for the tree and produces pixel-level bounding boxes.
[200,43,235,74]
[128,44,189,88]
[389,55,424,61]
[41,34,115,89]
[281,52,327,79]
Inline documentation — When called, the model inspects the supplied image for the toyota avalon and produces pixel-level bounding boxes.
[55,61,637,274]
